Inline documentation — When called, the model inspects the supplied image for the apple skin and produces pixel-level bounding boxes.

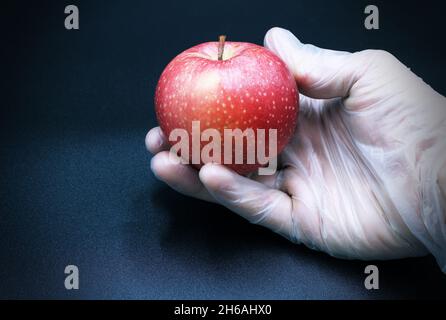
[155,41,299,174]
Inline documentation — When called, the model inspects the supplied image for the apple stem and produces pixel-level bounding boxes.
[218,35,226,61]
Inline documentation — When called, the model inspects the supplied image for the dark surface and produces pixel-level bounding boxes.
[1,0,445,299]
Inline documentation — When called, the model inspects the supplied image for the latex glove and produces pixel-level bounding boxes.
[146,27,446,271]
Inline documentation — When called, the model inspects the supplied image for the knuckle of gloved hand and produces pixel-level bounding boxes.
[354,49,399,70]
[359,49,394,61]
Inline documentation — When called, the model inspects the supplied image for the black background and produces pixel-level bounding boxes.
[0,0,445,299]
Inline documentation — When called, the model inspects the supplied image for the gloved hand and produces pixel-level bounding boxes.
[146,27,446,271]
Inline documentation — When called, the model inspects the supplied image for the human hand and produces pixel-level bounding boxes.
[146,27,446,270]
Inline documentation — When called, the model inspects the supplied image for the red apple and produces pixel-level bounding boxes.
[154,36,299,174]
